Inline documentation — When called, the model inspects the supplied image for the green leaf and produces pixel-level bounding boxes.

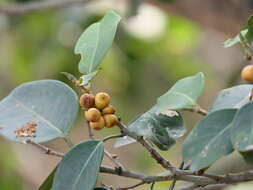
[182,109,237,171]
[38,166,57,190]
[0,80,78,143]
[231,102,253,152]
[248,14,253,28]
[53,140,104,190]
[240,151,253,165]
[115,105,185,150]
[157,72,204,112]
[75,11,121,74]
[223,29,248,48]
[61,72,77,82]
[79,71,98,86]
[246,28,253,45]
[209,85,253,113]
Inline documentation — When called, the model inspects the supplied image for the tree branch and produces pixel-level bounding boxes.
[117,120,173,171]
[25,140,64,157]
[87,121,125,170]
[100,165,253,187]
[25,139,253,189]
[183,107,208,116]
[104,149,125,170]
[0,0,91,16]
[118,181,146,190]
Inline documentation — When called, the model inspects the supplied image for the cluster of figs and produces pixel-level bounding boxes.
[79,92,118,130]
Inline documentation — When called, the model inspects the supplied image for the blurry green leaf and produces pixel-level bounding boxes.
[61,72,77,82]
[231,102,253,153]
[0,80,78,143]
[75,11,121,74]
[39,166,57,190]
[115,105,185,150]
[246,28,253,45]
[240,151,253,165]
[223,29,248,48]
[157,72,204,112]
[79,71,98,86]
[248,14,253,28]
[209,85,253,113]
[182,109,237,171]
[53,140,104,190]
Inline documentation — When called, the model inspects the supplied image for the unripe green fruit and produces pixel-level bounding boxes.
[241,65,253,82]
[79,93,95,108]
[85,108,101,122]
[95,92,110,109]
[90,117,105,130]
[102,105,115,114]
[103,114,118,128]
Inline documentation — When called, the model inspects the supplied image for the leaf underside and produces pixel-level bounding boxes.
[182,109,237,171]
[209,84,253,113]
[0,80,78,143]
[75,11,121,74]
[157,72,204,112]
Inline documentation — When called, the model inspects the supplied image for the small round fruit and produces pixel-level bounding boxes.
[85,108,101,122]
[79,93,95,108]
[102,105,115,114]
[241,65,253,82]
[103,114,118,128]
[95,92,110,109]
[90,117,105,130]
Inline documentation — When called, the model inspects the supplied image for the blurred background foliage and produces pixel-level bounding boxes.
[1,0,253,189]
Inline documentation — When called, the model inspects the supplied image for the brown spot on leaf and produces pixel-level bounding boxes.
[14,121,38,138]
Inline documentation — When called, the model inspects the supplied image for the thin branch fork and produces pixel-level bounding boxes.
[87,121,125,170]
[100,165,253,187]
[25,139,253,188]
[0,0,91,16]
[117,121,173,172]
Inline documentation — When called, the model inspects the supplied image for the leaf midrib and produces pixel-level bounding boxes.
[12,97,65,137]
[71,142,103,190]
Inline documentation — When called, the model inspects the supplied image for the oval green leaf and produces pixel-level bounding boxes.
[53,140,104,190]
[231,102,253,153]
[115,105,185,150]
[182,109,237,171]
[209,85,253,113]
[157,72,204,112]
[0,80,78,143]
[75,11,121,74]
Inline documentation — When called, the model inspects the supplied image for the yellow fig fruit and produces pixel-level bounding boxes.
[102,105,115,114]
[95,92,110,109]
[90,117,105,130]
[103,114,118,128]
[241,65,253,82]
[85,108,101,122]
[79,93,95,108]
